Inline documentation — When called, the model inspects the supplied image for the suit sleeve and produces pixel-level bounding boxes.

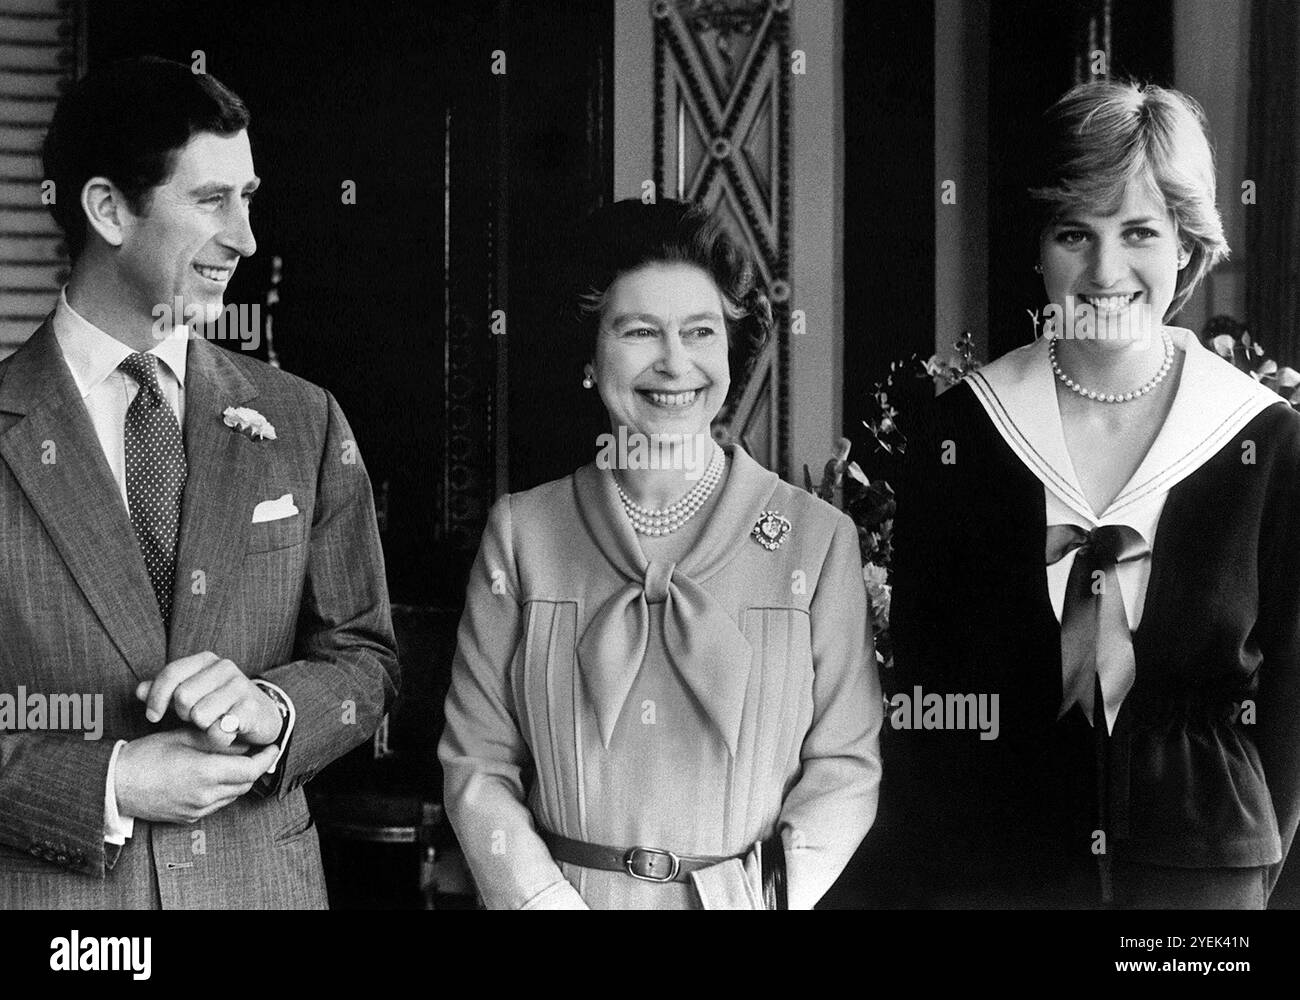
[0,733,120,877]
[438,495,588,910]
[776,510,883,909]
[252,389,399,796]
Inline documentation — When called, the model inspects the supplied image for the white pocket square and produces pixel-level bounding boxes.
[251,493,299,524]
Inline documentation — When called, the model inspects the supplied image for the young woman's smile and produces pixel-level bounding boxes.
[1040,179,1185,337]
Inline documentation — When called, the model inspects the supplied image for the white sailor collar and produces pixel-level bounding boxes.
[965,328,1284,523]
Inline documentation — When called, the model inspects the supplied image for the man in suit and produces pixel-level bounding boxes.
[0,56,399,908]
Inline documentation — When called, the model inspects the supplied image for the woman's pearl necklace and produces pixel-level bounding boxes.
[614,445,725,536]
[1049,331,1174,403]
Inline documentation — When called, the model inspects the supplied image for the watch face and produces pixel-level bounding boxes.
[255,681,289,716]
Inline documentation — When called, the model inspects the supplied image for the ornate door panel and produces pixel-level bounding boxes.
[653,0,792,474]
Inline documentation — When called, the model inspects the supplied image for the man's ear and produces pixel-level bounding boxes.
[81,176,127,248]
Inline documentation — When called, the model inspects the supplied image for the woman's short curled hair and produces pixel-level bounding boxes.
[1028,80,1227,319]
[565,198,772,407]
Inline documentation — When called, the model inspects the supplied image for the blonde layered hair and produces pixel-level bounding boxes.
[1029,80,1228,319]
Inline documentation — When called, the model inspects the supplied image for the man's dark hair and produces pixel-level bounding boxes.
[43,55,250,260]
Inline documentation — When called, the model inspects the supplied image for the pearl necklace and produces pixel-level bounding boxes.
[1049,332,1174,403]
[614,446,725,536]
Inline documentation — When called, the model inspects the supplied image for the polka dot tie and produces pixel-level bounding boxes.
[119,352,187,622]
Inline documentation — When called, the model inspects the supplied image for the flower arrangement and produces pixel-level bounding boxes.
[1203,315,1300,407]
[804,331,983,669]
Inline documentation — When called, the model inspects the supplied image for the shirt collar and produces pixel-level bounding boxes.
[52,287,190,397]
[965,327,1283,523]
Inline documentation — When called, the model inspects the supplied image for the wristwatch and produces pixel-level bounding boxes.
[253,679,291,745]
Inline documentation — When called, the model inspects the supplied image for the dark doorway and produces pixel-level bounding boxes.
[986,0,1174,362]
[88,0,613,607]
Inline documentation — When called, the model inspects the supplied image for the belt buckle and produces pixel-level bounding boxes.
[624,846,681,882]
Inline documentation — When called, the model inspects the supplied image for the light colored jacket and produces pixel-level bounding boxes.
[440,444,882,909]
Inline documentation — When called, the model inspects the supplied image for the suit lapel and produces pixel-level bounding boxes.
[0,321,164,678]
[167,337,262,660]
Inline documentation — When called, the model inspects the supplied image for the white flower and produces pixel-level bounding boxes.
[222,405,277,441]
[871,585,891,627]
[862,563,889,591]
[1211,334,1236,358]
[862,563,891,628]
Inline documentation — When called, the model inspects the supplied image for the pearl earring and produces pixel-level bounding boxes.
[582,373,594,389]
[1034,263,1043,274]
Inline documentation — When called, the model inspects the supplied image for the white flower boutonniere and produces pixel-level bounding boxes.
[222,406,277,441]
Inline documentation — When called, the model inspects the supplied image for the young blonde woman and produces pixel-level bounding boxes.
[892,81,1300,909]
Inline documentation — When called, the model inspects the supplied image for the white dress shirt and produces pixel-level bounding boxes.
[53,289,190,510]
[53,290,188,844]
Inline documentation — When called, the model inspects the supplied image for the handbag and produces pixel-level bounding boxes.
[761,832,788,910]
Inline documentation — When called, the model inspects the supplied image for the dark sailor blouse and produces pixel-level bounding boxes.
[888,329,1300,906]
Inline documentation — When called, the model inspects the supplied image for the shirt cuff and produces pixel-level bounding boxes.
[103,739,135,845]
[252,679,295,773]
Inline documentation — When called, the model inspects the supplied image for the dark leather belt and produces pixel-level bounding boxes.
[539,828,738,884]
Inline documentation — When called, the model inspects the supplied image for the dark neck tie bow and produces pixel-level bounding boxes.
[1045,523,1150,732]
[119,352,188,623]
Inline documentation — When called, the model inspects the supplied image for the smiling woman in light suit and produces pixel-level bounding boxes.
[439,199,882,909]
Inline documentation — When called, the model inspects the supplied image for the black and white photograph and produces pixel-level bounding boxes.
[0,0,1297,981]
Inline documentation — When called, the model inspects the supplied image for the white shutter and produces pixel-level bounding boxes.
[0,0,82,357]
